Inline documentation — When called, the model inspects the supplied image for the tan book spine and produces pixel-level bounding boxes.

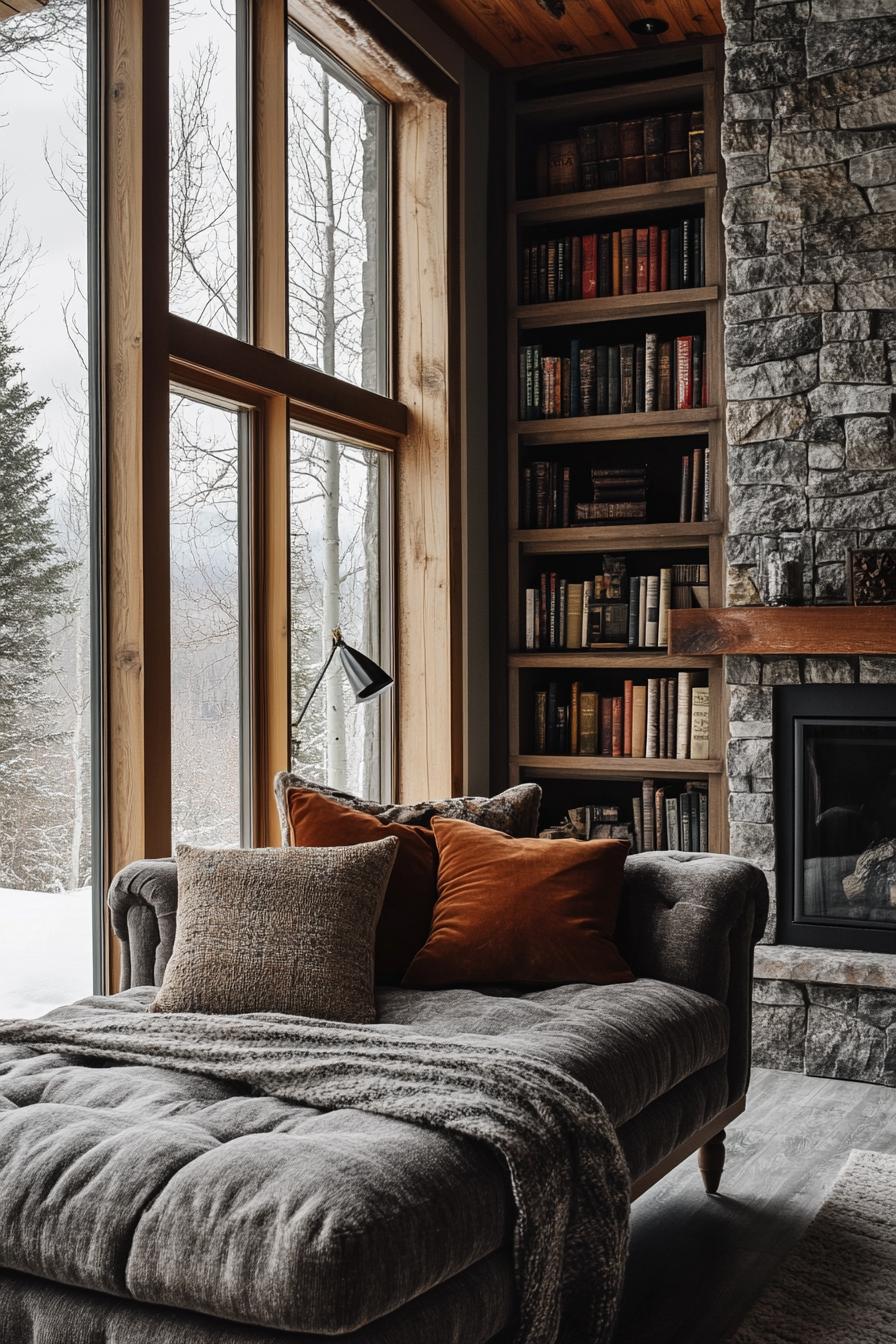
[611,696,623,756]
[566,582,584,650]
[658,676,667,757]
[689,685,710,760]
[623,679,633,756]
[579,692,597,755]
[632,684,647,758]
[676,671,693,759]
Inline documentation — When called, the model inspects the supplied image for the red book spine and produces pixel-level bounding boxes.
[635,227,649,294]
[648,225,660,292]
[600,696,613,756]
[660,229,670,291]
[611,696,624,756]
[582,234,597,300]
[623,679,633,756]
[675,335,693,409]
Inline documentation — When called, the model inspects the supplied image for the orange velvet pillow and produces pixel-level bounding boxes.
[286,787,437,984]
[402,817,633,989]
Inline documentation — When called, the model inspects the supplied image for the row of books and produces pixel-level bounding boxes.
[539,804,632,843]
[634,781,709,853]
[533,674,710,760]
[520,217,705,305]
[524,563,710,651]
[534,110,705,197]
[522,463,649,529]
[518,333,707,420]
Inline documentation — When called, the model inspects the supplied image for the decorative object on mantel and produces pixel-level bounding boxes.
[849,547,896,606]
[667,606,896,657]
[761,551,802,608]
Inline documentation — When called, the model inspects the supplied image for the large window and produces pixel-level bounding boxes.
[0,2,96,1016]
[289,429,388,799]
[170,393,245,846]
[287,28,387,392]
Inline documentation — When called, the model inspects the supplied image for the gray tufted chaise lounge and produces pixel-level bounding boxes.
[0,850,767,1343]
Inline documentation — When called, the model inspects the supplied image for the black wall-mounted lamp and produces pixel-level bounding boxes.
[292,628,392,737]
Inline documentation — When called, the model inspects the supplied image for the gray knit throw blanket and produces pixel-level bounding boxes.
[0,1000,630,1344]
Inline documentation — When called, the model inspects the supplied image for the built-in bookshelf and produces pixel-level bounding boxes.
[502,44,727,854]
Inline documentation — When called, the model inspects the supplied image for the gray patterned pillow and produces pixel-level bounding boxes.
[274,772,542,845]
[151,839,398,1022]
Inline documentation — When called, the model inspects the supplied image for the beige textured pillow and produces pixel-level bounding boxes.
[151,839,398,1022]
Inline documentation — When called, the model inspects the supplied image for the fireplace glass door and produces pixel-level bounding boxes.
[777,687,896,954]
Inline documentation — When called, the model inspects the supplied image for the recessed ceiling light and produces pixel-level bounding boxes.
[628,16,669,35]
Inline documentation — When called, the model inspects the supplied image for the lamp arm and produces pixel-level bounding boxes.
[293,639,340,728]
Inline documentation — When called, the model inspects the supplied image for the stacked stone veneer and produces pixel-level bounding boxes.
[720,0,896,1085]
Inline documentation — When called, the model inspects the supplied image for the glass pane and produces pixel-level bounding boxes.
[799,721,896,929]
[0,2,95,1017]
[287,30,385,392]
[290,429,388,798]
[170,394,243,846]
[169,1,242,334]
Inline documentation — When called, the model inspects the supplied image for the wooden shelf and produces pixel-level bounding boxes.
[510,651,720,670]
[515,287,718,329]
[513,406,719,441]
[515,520,721,552]
[512,754,723,778]
[669,606,896,657]
[513,176,716,228]
[516,69,709,125]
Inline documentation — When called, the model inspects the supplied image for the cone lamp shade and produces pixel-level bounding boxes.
[337,640,393,702]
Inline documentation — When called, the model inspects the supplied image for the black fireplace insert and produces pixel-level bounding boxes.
[774,684,896,954]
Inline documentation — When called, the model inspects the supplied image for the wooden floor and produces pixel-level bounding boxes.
[615,1066,896,1344]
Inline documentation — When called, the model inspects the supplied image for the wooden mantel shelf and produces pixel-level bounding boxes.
[668,606,896,656]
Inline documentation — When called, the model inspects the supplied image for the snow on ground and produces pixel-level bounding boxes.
[0,888,94,1020]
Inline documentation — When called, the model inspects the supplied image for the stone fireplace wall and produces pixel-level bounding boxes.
[720,0,896,1082]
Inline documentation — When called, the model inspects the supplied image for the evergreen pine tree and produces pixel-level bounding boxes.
[0,321,71,889]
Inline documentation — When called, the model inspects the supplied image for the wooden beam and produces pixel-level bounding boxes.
[0,0,48,17]
[103,0,171,992]
[169,315,407,443]
[668,607,896,657]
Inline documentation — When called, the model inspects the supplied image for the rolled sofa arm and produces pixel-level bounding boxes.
[618,851,769,1104]
[107,860,179,989]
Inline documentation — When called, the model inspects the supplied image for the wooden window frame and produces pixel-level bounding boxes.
[101,0,460,989]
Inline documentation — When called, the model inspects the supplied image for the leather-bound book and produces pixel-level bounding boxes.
[666,677,677,760]
[644,331,658,412]
[692,333,704,408]
[580,346,596,416]
[648,224,660,292]
[621,155,646,186]
[620,118,644,157]
[641,779,656,852]
[645,114,665,155]
[628,576,640,647]
[546,239,558,302]
[611,696,623,756]
[571,234,582,299]
[690,446,704,523]
[534,689,547,752]
[578,692,597,755]
[621,227,634,296]
[645,678,659,759]
[679,453,691,523]
[690,685,710,760]
[654,786,665,849]
[566,582,583,649]
[611,231,621,296]
[623,679,634,756]
[660,228,670,290]
[569,338,581,417]
[548,138,578,194]
[632,796,643,853]
[665,111,688,152]
[619,343,635,415]
[675,672,692,759]
[665,148,689,179]
[598,232,611,297]
[658,566,672,647]
[635,227,649,294]
[669,224,681,289]
[645,153,664,182]
[658,340,673,411]
[599,695,613,756]
[635,342,645,413]
[607,345,620,415]
[538,242,548,302]
[682,218,692,288]
[644,575,660,647]
[689,110,705,176]
[675,335,693,410]
[561,357,571,419]
[582,233,597,300]
[658,677,667,757]
[595,345,609,415]
[597,121,620,159]
[598,158,621,188]
[569,679,580,754]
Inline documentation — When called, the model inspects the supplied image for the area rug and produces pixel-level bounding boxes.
[731,1149,896,1343]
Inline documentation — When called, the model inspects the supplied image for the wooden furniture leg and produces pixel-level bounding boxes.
[698,1128,726,1194]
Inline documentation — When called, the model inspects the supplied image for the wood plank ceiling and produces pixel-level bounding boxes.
[0,0,48,18]
[427,0,724,67]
